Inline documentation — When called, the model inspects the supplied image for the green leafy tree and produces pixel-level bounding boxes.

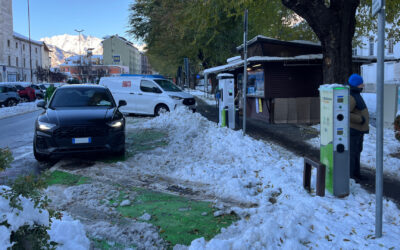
[129,0,400,84]
[128,0,314,76]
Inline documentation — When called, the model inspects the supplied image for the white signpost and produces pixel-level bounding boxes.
[373,0,385,238]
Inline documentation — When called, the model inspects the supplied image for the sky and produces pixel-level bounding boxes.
[12,0,136,42]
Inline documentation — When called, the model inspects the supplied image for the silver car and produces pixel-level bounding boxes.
[0,85,20,107]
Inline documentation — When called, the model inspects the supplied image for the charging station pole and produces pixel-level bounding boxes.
[319,85,350,197]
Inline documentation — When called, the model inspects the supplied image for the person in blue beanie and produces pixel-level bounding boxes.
[348,73,369,181]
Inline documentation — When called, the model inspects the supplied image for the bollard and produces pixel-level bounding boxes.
[303,157,326,197]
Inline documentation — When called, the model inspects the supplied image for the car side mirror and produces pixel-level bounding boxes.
[118,100,127,107]
[37,100,46,109]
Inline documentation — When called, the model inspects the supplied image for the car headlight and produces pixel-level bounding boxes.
[37,121,56,131]
[108,119,124,128]
[169,95,183,100]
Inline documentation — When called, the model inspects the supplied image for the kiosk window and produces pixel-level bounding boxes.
[247,69,264,97]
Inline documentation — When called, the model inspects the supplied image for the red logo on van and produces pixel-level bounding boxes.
[122,81,131,87]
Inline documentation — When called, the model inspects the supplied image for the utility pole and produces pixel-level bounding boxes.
[75,29,84,81]
[242,9,248,135]
[372,0,385,238]
[27,0,33,83]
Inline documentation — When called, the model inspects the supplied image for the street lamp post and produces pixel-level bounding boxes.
[74,29,84,81]
[27,0,33,83]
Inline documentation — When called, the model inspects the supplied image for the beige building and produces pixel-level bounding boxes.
[102,35,141,74]
[0,0,44,82]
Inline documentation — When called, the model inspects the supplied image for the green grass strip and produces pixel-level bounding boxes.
[44,170,90,186]
[114,187,238,247]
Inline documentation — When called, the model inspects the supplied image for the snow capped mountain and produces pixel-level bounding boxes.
[40,34,103,67]
[40,34,144,67]
[45,44,77,67]
[41,34,103,55]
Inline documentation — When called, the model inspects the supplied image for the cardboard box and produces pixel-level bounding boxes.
[274,98,288,123]
[296,97,311,123]
[273,97,320,124]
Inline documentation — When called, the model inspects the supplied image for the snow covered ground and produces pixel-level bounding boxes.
[41,108,400,249]
[0,101,40,120]
[189,87,217,106]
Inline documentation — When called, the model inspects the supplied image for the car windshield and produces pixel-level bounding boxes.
[15,85,24,90]
[39,85,46,90]
[154,79,181,92]
[50,87,115,108]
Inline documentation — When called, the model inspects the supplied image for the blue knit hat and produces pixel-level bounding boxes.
[348,74,363,87]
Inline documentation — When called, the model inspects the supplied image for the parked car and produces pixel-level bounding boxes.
[0,85,20,107]
[33,84,127,161]
[31,84,44,99]
[14,84,36,102]
[99,76,196,116]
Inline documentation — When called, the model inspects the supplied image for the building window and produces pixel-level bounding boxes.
[8,56,11,66]
[36,60,38,68]
[352,48,357,56]
[24,58,26,68]
[16,57,18,67]
[7,40,10,48]
[369,37,374,56]
[388,38,394,54]
[35,48,38,53]
[16,42,18,49]
[23,44,25,51]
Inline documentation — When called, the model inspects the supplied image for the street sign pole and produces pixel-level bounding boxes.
[373,0,385,238]
[242,9,248,135]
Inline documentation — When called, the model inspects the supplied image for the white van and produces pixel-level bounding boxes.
[99,76,196,116]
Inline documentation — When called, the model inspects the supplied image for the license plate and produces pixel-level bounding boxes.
[72,137,91,144]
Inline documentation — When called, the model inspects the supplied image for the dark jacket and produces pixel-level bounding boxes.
[349,86,369,134]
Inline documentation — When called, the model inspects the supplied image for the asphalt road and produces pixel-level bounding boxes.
[0,110,46,184]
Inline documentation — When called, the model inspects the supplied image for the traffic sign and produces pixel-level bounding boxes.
[372,0,383,17]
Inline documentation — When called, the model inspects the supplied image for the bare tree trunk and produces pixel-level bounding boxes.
[282,0,360,84]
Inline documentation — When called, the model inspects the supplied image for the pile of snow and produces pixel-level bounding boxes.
[122,108,400,248]
[0,101,40,119]
[0,185,89,250]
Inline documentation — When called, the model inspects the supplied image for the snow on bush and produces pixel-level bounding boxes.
[127,107,400,249]
[0,185,89,250]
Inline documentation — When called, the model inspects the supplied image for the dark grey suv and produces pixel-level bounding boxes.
[0,85,20,107]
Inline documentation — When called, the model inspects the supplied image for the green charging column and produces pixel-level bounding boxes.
[319,85,350,197]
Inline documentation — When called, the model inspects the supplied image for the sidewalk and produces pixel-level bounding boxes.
[195,97,400,208]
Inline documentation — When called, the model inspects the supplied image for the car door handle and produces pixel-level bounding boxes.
[129,92,134,95]
[138,93,143,95]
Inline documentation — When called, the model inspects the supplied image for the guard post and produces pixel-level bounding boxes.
[319,85,350,197]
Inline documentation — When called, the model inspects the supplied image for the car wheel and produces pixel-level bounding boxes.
[33,143,49,162]
[155,104,169,116]
[6,99,17,107]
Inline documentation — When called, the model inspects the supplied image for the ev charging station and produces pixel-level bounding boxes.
[319,85,350,197]
[217,73,235,129]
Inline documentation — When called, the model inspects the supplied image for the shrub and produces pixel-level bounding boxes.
[0,147,13,172]
[1,175,59,249]
[45,85,56,102]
